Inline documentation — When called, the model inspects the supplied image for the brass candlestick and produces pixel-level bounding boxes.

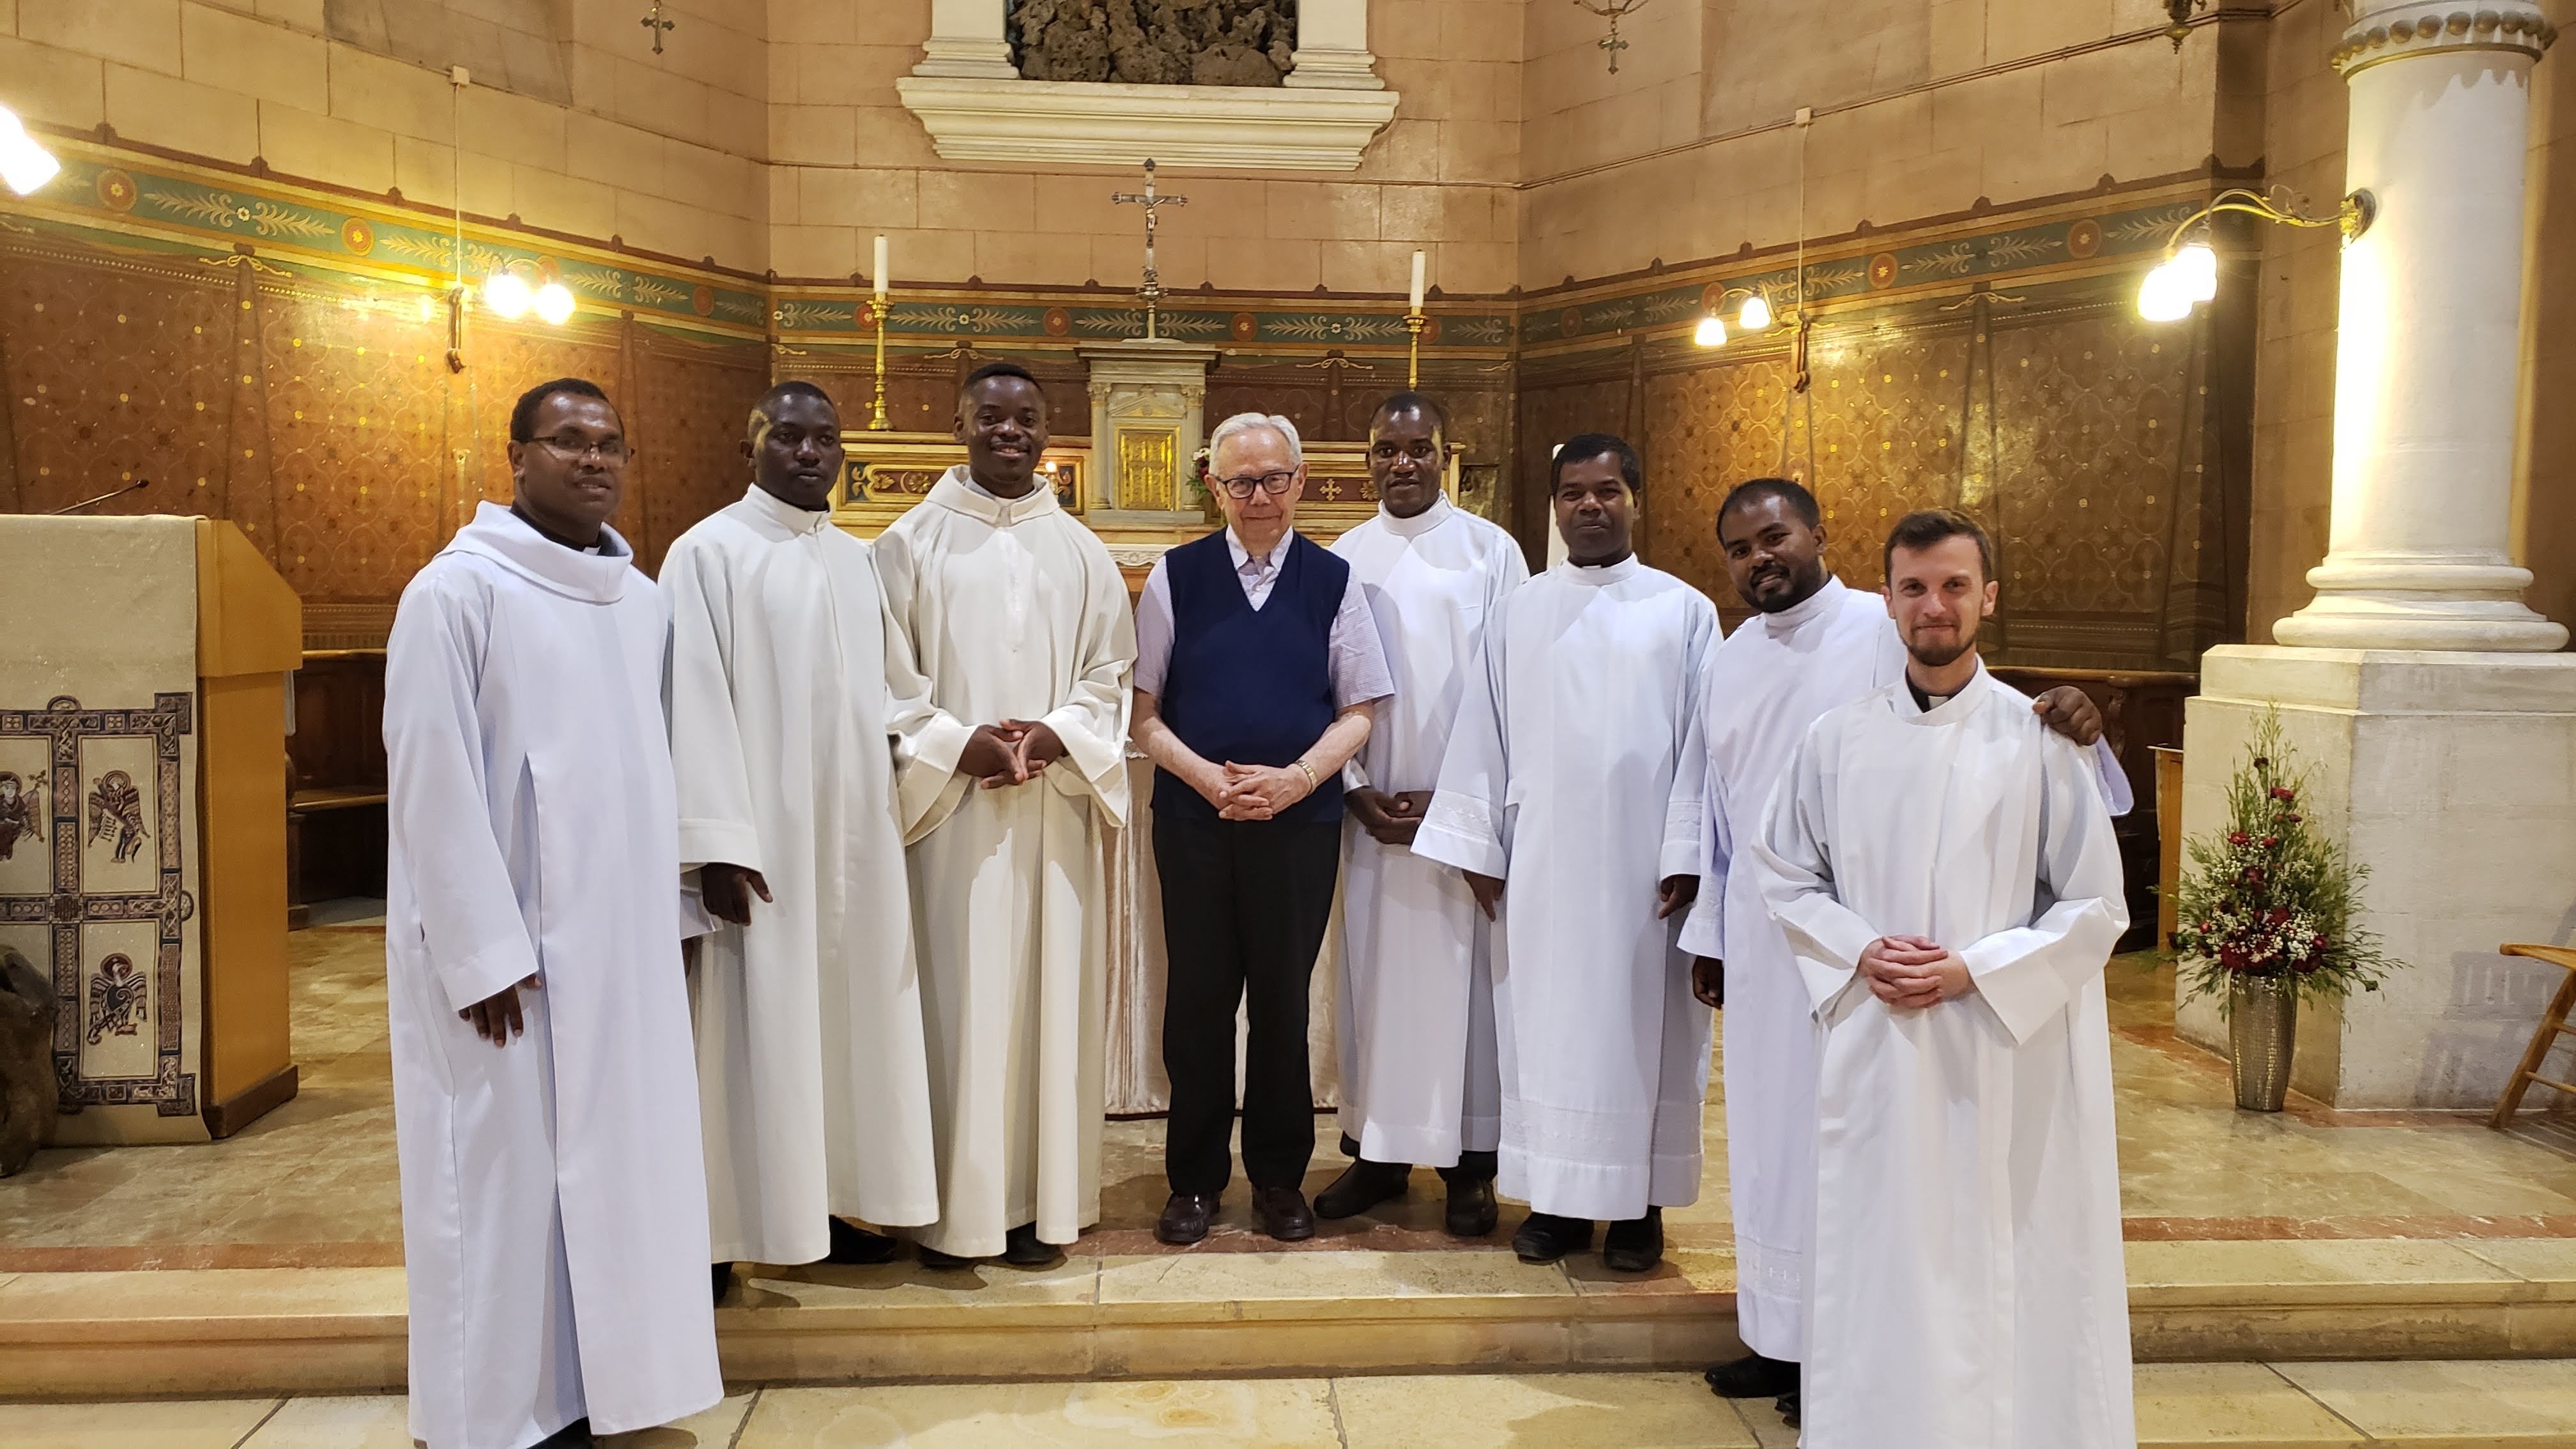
[868,294,891,431]
[1404,311,1426,388]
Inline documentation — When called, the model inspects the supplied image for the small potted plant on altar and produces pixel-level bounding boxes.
[2171,709,2401,1111]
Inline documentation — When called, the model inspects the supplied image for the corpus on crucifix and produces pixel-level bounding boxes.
[640,1,675,54]
[1112,158,1188,341]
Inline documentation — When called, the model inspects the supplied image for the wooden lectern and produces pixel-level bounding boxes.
[0,516,300,1144]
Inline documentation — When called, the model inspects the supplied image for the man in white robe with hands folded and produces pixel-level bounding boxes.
[1754,507,2134,1449]
[663,381,939,1302]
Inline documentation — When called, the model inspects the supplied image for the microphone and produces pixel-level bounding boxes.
[47,479,151,516]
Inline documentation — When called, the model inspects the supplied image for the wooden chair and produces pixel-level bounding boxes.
[2492,944,2576,1128]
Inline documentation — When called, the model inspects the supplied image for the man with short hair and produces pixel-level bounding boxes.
[1755,508,2134,1448]
[1689,479,2120,1426]
[877,360,1136,1269]
[1132,411,1392,1246]
[384,378,721,1448]
[1414,433,1716,1275]
[1317,391,1526,1239]
[663,381,938,1303]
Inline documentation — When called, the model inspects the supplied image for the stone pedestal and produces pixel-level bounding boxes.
[2179,646,2576,1108]
[1285,0,1387,90]
[914,0,1019,80]
[1079,339,1220,529]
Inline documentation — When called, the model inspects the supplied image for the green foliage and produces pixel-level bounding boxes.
[2171,709,2402,1013]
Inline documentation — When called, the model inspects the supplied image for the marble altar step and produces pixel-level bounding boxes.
[0,1239,2570,1400]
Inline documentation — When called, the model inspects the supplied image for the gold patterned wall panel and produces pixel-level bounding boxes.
[0,254,243,524]
[631,332,770,576]
[1620,284,2239,669]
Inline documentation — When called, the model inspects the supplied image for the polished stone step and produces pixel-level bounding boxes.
[0,1238,2570,1399]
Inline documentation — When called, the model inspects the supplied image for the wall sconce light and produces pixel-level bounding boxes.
[1694,287,1776,348]
[2138,185,2376,322]
[480,262,576,325]
[0,106,57,195]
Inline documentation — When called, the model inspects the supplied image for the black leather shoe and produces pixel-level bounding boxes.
[1157,1192,1218,1246]
[1510,1211,1593,1264]
[711,1262,733,1306]
[1704,1351,1800,1400]
[1002,1222,1062,1267]
[916,1243,976,1270]
[534,1418,594,1448]
[1252,1185,1316,1242]
[825,1218,903,1265]
[1444,1176,1499,1238]
[1777,1389,1802,1427]
[1601,1206,1664,1272]
[1314,1158,1410,1219]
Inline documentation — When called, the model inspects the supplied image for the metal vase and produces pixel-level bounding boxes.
[2228,975,2297,1112]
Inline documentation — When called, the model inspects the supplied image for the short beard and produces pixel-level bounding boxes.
[1748,562,1828,614]
[1905,634,1977,668]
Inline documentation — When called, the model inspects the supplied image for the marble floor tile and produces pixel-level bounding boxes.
[238,1393,411,1448]
[1094,1248,1572,1305]
[1332,1371,1757,1447]
[737,1379,1342,1447]
[0,1396,282,1448]
[2463,1237,2576,1288]
[2126,1238,2526,1295]
[2273,1359,2576,1439]
[739,1255,1101,1309]
[2129,1362,2361,1445]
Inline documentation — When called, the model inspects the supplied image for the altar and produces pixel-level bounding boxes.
[832,427,1460,1116]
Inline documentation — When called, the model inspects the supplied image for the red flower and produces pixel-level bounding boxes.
[2228,832,2251,846]
[2295,956,2320,973]
[2252,756,2269,769]
[2267,908,2290,925]
[2269,786,2297,801]
[2285,813,2301,824]
[2261,836,2278,848]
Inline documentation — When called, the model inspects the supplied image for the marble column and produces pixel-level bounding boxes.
[2179,4,2572,1110]
[1285,0,1386,90]
[914,0,1018,80]
[2273,1,2563,651]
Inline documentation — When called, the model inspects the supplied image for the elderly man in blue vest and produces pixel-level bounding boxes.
[1133,411,1395,1246]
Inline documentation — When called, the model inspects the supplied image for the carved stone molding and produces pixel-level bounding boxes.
[2332,3,2557,75]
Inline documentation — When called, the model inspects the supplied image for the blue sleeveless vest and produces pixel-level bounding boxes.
[1151,529,1348,826]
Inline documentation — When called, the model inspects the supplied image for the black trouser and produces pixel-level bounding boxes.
[1156,814,1342,1197]
[1340,1134,1498,1186]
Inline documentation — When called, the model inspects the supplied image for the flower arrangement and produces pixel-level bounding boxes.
[2170,709,2400,1011]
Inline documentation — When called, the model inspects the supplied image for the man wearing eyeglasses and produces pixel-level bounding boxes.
[383,378,721,1448]
[1132,411,1394,1246]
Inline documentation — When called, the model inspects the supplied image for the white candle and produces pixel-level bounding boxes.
[1408,250,1427,312]
[873,234,889,300]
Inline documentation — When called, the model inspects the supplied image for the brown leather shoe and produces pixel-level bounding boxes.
[1252,1185,1315,1242]
[1157,1192,1218,1246]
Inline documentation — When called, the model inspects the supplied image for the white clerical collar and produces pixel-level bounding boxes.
[447,501,632,604]
[1897,660,1989,725]
[1226,528,1295,571]
[931,465,1057,526]
[1377,495,1452,539]
[1559,553,1641,587]
[1761,574,1848,636]
[740,482,834,536]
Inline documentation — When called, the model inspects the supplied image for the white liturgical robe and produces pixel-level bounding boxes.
[1414,556,1718,1220]
[663,486,939,1264]
[1755,666,2134,1449]
[384,503,720,1449]
[1330,498,1528,1168]
[876,466,1136,1258]
[1678,577,2137,1361]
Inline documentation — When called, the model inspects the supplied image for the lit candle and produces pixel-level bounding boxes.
[1408,250,1427,313]
[873,234,889,301]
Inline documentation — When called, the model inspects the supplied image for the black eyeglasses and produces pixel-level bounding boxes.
[1218,471,1298,500]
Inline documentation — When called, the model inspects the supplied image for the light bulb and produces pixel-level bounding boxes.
[2136,263,2193,323]
[484,272,532,319]
[533,280,576,325]
[1693,314,1727,348]
[0,107,59,195]
[1738,293,1772,332]
[2173,241,2219,303]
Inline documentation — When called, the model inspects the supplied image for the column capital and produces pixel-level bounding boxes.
[2333,3,2557,77]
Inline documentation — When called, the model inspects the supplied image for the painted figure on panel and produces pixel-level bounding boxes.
[0,773,40,860]
[86,953,146,1044]
[86,770,146,864]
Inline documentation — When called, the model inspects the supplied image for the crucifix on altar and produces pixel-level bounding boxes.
[1110,159,1188,342]
[1078,157,1217,523]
